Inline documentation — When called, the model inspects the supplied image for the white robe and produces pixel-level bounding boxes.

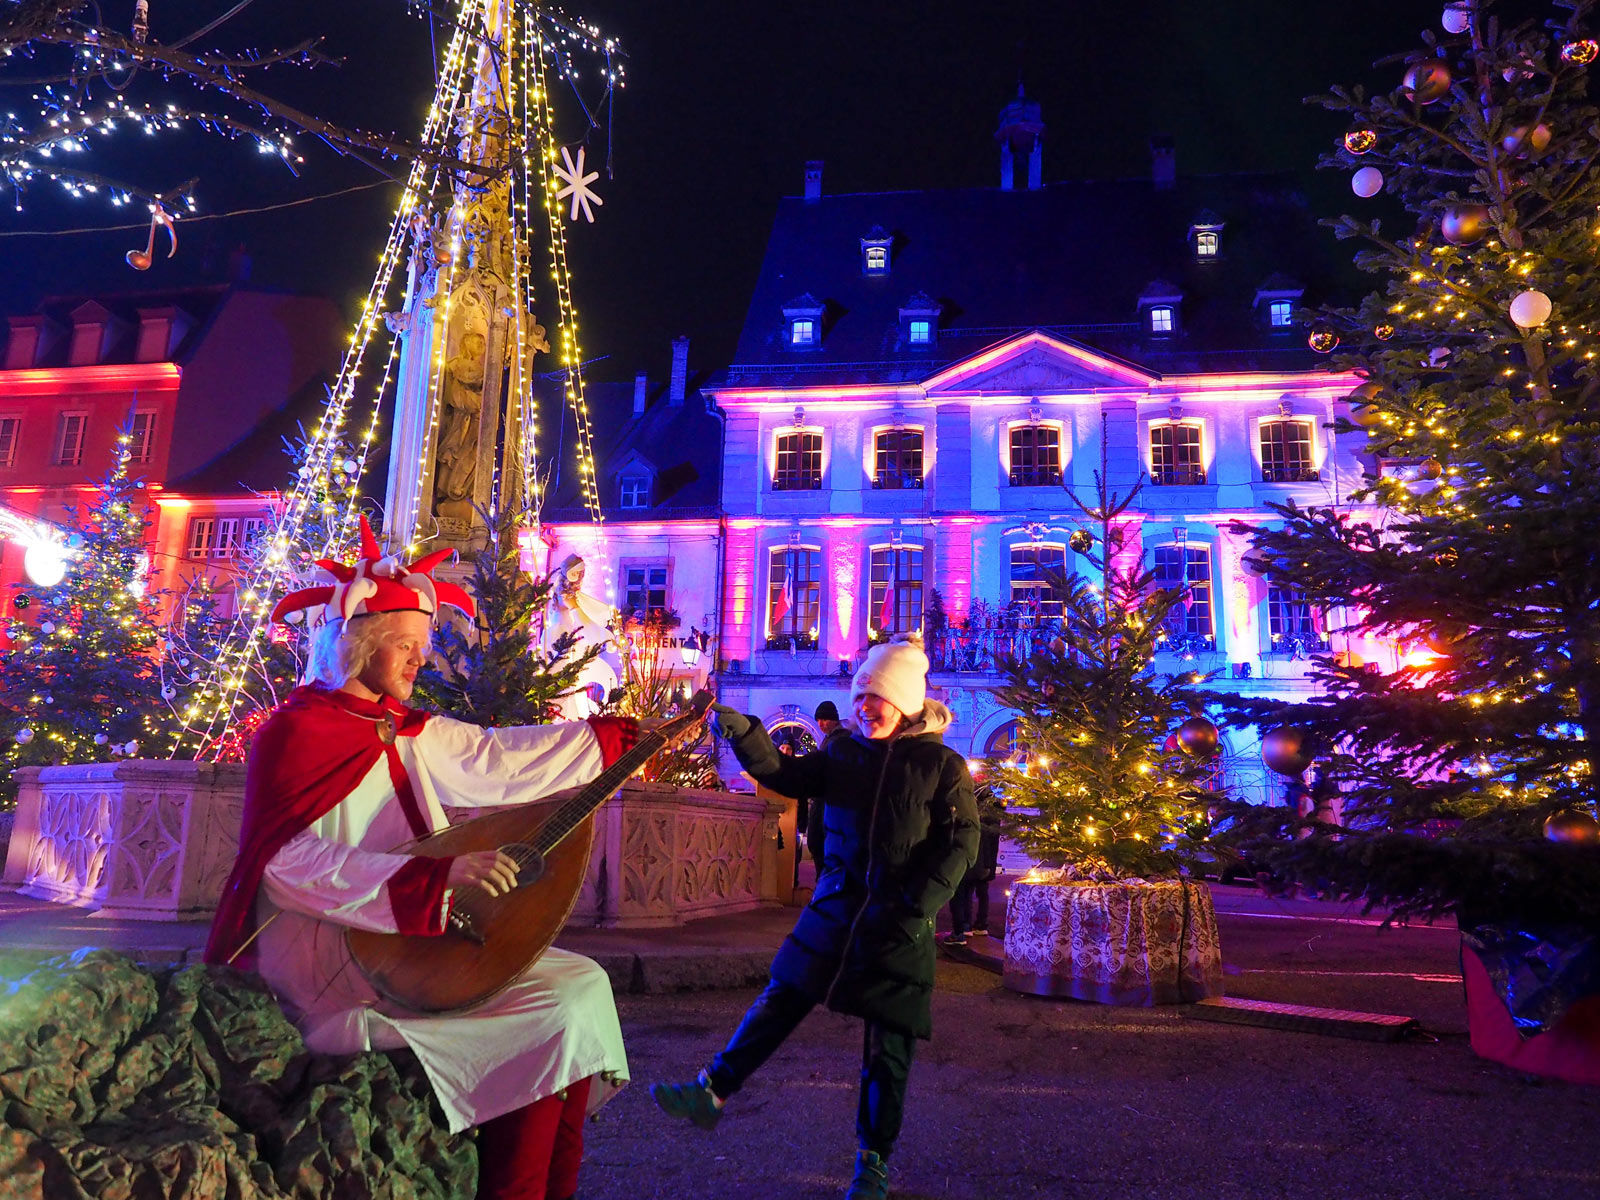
[254,714,629,1133]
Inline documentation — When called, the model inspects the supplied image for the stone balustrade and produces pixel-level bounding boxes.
[2,762,782,928]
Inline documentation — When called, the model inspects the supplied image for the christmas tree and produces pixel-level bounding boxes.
[1220,0,1600,925]
[413,503,599,728]
[988,444,1225,878]
[607,609,720,788]
[0,430,167,802]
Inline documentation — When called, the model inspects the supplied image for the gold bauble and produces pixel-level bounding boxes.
[1373,323,1396,341]
[1261,727,1315,777]
[1403,58,1454,104]
[1177,716,1220,759]
[1501,123,1552,157]
[1441,204,1492,246]
[1343,128,1377,155]
[1561,39,1599,65]
[1308,328,1340,354]
[1544,809,1600,844]
[1346,381,1387,428]
[1419,457,1444,480]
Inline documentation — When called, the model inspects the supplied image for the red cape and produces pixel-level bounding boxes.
[203,685,431,967]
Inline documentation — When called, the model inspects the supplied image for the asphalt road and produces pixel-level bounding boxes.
[579,913,1600,1200]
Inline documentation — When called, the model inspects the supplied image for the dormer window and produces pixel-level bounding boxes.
[1189,210,1225,262]
[619,474,650,509]
[860,227,893,275]
[898,291,941,351]
[1254,275,1305,331]
[781,293,826,351]
[1138,280,1183,337]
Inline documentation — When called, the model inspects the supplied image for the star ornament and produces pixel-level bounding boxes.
[552,144,603,223]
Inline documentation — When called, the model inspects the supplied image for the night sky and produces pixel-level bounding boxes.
[3,1,1461,382]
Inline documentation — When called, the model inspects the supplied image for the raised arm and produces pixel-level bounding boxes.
[720,709,828,801]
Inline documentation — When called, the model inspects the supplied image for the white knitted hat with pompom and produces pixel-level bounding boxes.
[851,632,929,718]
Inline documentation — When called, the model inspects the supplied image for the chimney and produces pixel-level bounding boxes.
[996,84,1045,191]
[804,160,824,202]
[633,371,649,416]
[669,336,690,405]
[1151,136,1176,190]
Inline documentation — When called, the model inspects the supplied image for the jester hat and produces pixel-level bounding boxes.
[269,515,475,625]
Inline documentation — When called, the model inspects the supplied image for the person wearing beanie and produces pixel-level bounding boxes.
[651,634,979,1200]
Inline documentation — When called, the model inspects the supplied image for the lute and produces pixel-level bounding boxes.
[347,691,712,1013]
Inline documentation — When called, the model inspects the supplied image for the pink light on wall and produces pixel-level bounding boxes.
[938,530,973,626]
[1216,527,1258,658]
[829,535,859,657]
[723,523,757,664]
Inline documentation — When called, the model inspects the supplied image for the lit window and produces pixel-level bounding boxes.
[1269,300,1294,327]
[870,546,924,634]
[619,475,649,509]
[624,563,670,614]
[1150,424,1205,486]
[1260,420,1318,483]
[1267,582,1318,639]
[53,412,86,467]
[129,411,156,465]
[984,720,1026,759]
[1008,425,1061,487]
[1153,545,1214,640]
[1195,231,1219,258]
[791,319,815,346]
[1009,543,1066,619]
[908,319,932,345]
[773,431,823,490]
[865,246,888,273]
[0,418,18,469]
[1149,306,1174,334]
[874,429,923,489]
[768,547,821,648]
[187,516,243,559]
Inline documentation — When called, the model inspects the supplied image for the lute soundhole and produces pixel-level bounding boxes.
[502,843,546,888]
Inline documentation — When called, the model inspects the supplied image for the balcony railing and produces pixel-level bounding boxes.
[926,615,1065,673]
[1263,633,1330,658]
[872,473,925,489]
[771,472,822,491]
[1260,466,1321,483]
[1008,469,1062,488]
[1155,632,1217,656]
[1151,467,1207,486]
[764,633,819,651]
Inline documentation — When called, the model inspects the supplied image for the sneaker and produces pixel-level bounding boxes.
[649,1073,724,1131]
[968,928,989,939]
[945,933,968,947]
[845,1150,890,1199]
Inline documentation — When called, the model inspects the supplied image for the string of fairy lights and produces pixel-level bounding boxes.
[173,1,620,757]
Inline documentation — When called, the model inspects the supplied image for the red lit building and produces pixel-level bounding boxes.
[0,285,346,622]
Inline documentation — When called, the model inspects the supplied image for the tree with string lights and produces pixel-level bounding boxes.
[987,456,1226,879]
[0,0,486,220]
[1219,0,1600,926]
[0,429,169,803]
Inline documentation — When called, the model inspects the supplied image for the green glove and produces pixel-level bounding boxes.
[708,703,751,740]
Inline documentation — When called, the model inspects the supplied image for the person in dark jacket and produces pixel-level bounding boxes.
[945,784,1002,945]
[651,635,979,1200]
[801,699,849,870]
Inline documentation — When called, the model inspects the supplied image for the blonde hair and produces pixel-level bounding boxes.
[303,612,424,688]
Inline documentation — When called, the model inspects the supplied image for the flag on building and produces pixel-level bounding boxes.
[772,552,795,627]
[878,553,897,630]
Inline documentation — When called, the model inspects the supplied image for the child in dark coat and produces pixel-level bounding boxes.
[651,635,979,1200]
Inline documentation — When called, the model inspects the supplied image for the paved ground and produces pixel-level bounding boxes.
[3,882,1598,1198]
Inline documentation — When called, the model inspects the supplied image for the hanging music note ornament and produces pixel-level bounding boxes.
[126,206,177,271]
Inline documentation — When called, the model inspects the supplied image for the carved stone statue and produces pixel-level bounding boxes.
[435,325,488,523]
[546,555,618,718]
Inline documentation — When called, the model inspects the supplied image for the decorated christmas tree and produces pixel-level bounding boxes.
[987,445,1225,878]
[413,503,599,728]
[0,431,167,802]
[607,609,720,788]
[1220,0,1600,925]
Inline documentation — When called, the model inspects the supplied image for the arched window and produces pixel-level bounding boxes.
[985,720,1025,759]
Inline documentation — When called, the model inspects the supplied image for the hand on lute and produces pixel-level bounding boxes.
[447,849,520,898]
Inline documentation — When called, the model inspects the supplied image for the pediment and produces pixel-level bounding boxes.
[922,330,1157,395]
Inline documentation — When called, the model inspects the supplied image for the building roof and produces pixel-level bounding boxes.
[720,172,1355,388]
[536,370,723,522]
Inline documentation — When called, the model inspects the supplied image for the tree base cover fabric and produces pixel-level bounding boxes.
[0,949,474,1199]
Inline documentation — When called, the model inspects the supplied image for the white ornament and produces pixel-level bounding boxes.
[1429,347,1452,366]
[552,145,604,224]
[94,733,108,745]
[15,727,33,745]
[123,740,138,756]
[1442,4,1471,33]
[161,686,176,700]
[1509,289,1552,328]
[39,621,55,634]
[1352,167,1385,198]
[341,458,360,476]
[23,542,68,588]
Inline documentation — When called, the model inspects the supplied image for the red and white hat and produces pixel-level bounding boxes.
[269,515,475,625]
